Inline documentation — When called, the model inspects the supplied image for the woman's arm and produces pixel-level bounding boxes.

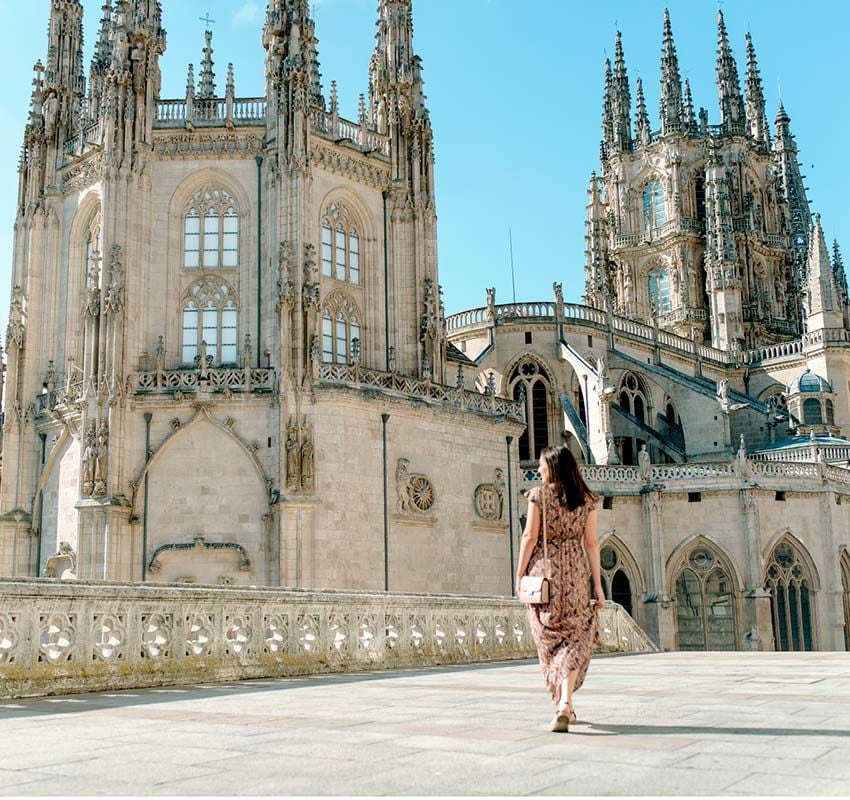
[515,491,541,591]
[583,504,606,607]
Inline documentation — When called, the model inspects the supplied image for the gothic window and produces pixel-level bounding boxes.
[181,277,238,365]
[642,180,667,230]
[183,187,239,269]
[694,176,706,223]
[674,544,737,651]
[803,398,823,426]
[841,550,850,652]
[648,267,672,315]
[321,203,361,285]
[509,358,552,462]
[599,543,636,618]
[321,292,361,364]
[765,539,815,651]
[618,372,649,465]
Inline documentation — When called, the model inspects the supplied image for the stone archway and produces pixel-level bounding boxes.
[764,536,817,652]
[840,549,850,652]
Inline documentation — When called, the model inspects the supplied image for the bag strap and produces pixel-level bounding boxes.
[540,485,549,565]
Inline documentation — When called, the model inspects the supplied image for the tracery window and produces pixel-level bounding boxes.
[648,267,672,315]
[674,544,737,651]
[321,292,361,364]
[765,539,815,651]
[184,187,239,269]
[803,398,823,426]
[841,550,850,652]
[509,358,552,463]
[321,202,361,285]
[618,372,649,465]
[181,277,238,365]
[642,180,667,230]
[599,542,636,618]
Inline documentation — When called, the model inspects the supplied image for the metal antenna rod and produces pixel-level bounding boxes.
[509,227,517,305]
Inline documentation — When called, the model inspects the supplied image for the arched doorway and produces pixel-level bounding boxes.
[673,543,737,651]
[764,539,816,651]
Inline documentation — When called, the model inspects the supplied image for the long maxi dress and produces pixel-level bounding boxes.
[526,486,599,702]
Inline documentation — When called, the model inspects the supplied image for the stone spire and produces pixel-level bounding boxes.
[635,77,650,146]
[773,101,810,286]
[197,29,216,100]
[715,10,745,131]
[584,172,609,308]
[659,9,685,135]
[88,0,113,120]
[369,0,430,132]
[834,240,850,328]
[43,0,86,140]
[263,0,324,111]
[610,32,632,151]
[185,63,195,105]
[601,58,614,154]
[704,136,744,349]
[683,78,697,132]
[744,32,769,145]
[805,214,843,331]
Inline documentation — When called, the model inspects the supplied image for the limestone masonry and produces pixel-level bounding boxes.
[0,1,848,655]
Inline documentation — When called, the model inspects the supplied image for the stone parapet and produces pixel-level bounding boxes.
[0,580,652,699]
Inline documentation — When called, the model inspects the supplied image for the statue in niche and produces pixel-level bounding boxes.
[285,426,300,491]
[93,421,109,496]
[194,340,212,377]
[421,278,439,342]
[6,285,25,349]
[104,244,124,314]
[302,243,320,310]
[623,270,633,309]
[300,432,314,492]
[637,444,651,483]
[277,240,295,312]
[43,91,58,135]
[606,435,620,465]
[155,336,166,377]
[44,361,56,393]
[82,423,97,495]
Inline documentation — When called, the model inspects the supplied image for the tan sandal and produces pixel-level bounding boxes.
[550,702,573,733]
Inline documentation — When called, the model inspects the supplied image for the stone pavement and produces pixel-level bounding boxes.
[0,651,849,796]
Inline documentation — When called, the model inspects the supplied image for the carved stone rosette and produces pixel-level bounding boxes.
[396,458,435,515]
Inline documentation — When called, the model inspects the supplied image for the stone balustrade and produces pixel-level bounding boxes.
[133,366,275,395]
[0,579,653,699]
[315,362,525,421]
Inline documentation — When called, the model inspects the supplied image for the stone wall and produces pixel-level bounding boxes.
[0,579,654,700]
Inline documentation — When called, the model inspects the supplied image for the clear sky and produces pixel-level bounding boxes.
[0,0,848,328]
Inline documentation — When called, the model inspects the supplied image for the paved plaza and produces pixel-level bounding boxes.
[0,652,849,796]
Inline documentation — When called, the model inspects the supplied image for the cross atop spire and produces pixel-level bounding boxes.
[200,11,216,30]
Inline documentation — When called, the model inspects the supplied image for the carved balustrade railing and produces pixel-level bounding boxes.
[0,579,656,699]
[34,381,86,416]
[308,108,391,156]
[153,97,267,128]
[751,445,850,464]
[134,367,275,395]
[315,362,525,420]
[520,459,850,492]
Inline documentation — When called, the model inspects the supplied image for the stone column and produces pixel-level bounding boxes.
[739,488,774,650]
[640,486,675,650]
[819,481,845,651]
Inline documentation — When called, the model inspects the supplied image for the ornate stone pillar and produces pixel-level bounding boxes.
[739,488,774,651]
[640,486,674,650]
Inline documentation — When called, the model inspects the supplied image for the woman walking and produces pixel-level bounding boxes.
[516,445,605,732]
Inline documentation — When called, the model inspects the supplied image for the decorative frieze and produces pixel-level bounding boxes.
[152,131,264,158]
[310,141,391,189]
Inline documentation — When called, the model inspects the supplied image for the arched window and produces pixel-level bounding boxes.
[181,277,238,365]
[648,268,672,314]
[509,357,552,463]
[803,398,823,426]
[321,202,361,285]
[765,539,815,651]
[184,187,239,269]
[599,542,637,618]
[826,400,835,426]
[618,372,649,465]
[643,180,667,230]
[674,544,737,651]
[322,292,361,364]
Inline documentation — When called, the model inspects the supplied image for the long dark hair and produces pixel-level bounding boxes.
[540,446,595,511]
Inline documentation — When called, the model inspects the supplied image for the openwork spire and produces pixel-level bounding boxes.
[716,10,745,131]
[659,9,684,135]
[601,58,614,153]
[805,214,841,325]
[584,172,609,308]
[197,29,216,99]
[263,0,324,109]
[744,32,769,145]
[43,0,86,136]
[87,1,113,120]
[610,32,632,150]
[634,77,650,145]
[833,240,848,302]
[683,78,697,132]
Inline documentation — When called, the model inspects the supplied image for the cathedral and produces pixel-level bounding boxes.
[1,1,849,655]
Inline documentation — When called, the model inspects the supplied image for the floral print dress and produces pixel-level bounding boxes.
[526,486,599,702]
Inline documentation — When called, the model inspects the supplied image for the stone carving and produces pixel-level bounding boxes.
[93,614,125,662]
[103,244,124,314]
[396,458,435,514]
[147,534,252,575]
[155,336,166,376]
[38,613,76,663]
[485,287,496,320]
[302,243,321,310]
[638,444,652,483]
[93,421,109,497]
[0,613,17,664]
[474,469,505,521]
[43,542,77,579]
[285,425,301,491]
[300,428,314,492]
[421,277,440,342]
[82,423,97,496]
[141,614,172,659]
[6,286,26,350]
[276,240,295,312]
[716,378,729,405]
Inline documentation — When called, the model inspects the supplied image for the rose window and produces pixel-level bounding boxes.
[410,476,435,512]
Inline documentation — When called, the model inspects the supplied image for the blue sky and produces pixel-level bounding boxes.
[0,0,847,325]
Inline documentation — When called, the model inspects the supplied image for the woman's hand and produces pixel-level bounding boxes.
[593,585,606,610]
